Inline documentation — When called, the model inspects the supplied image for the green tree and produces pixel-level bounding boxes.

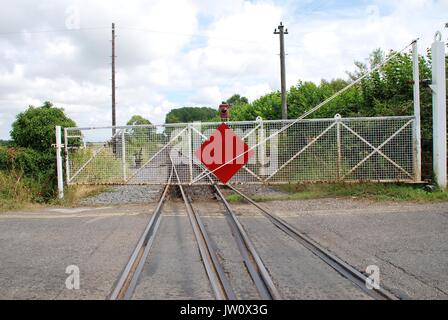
[5,101,76,202]
[226,94,249,106]
[124,115,157,159]
[126,114,154,138]
[126,115,152,126]
[10,101,76,152]
[165,107,219,123]
[230,48,433,130]
[231,92,281,121]
[287,81,323,118]
[349,49,432,137]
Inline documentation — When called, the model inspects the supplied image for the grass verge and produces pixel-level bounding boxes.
[226,183,448,203]
[1,170,110,212]
[0,171,43,211]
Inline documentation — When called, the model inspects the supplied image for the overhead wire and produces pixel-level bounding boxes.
[0,26,110,36]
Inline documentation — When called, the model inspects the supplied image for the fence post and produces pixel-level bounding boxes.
[55,126,64,199]
[335,114,342,180]
[257,117,266,176]
[188,124,193,183]
[64,127,70,185]
[430,31,447,189]
[122,130,127,181]
[412,39,422,182]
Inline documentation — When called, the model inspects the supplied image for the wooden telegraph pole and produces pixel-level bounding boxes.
[274,22,288,120]
[111,22,116,136]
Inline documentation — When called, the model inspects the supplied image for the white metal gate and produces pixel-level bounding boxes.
[64,115,417,185]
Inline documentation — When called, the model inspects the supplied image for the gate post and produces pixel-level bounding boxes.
[121,130,127,181]
[412,39,422,182]
[188,124,193,184]
[257,117,266,176]
[335,114,342,180]
[55,126,64,199]
[430,31,447,189]
[64,127,69,184]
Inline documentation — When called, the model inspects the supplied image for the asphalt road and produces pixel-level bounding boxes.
[0,199,447,300]
[194,201,370,300]
[231,200,448,300]
[0,206,153,299]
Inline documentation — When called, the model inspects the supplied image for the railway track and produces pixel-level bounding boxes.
[171,160,236,300]
[109,159,281,300]
[225,185,398,300]
[187,184,282,300]
[192,159,397,300]
[109,166,174,300]
[212,185,281,299]
[175,159,281,300]
[110,156,396,300]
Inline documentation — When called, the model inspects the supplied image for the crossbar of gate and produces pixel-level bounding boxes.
[64,115,417,186]
[340,120,414,180]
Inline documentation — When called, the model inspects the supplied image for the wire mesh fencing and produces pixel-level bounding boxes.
[64,115,417,185]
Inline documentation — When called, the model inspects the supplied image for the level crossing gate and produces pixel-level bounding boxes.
[64,114,418,186]
[56,38,430,192]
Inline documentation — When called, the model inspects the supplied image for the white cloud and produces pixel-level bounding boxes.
[239,83,273,102]
[0,0,447,140]
[191,86,223,105]
[284,0,448,84]
[44,38,77,58]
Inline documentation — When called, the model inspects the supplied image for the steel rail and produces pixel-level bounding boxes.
[228,185,398,301]
[213,185,282,300]
[109,166,173,300]
[192,162,281,300]
[171,157,236,300]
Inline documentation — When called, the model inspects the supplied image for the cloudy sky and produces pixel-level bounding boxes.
[0,0,447,139]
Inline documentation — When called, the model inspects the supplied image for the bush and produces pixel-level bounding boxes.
[10,101,76,152]
[0,146,57,203]
[0,101,77,207]
[0,146,54,175]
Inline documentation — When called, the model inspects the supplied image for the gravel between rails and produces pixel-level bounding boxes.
[79,184,283,206]
[79,185,164,206]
